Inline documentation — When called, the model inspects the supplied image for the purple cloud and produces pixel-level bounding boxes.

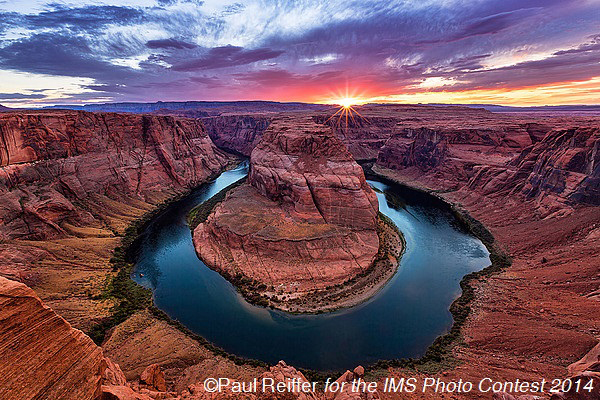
[0,0,598,104]
[146,38,197,49]
[171,45,284,71]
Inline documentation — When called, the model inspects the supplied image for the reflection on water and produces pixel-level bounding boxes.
[133,164,490,371]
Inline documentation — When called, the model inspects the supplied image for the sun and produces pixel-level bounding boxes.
[338,97,360,108]
[326,96,368,129]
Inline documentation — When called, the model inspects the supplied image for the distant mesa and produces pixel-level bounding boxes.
[43,100,331,114]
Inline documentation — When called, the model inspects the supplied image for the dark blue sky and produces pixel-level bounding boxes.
[0,0,599,106]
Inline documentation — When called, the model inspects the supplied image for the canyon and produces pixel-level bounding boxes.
[0,110,233,332]
[0,105,598,399]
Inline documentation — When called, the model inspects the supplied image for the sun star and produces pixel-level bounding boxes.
[326,97,368,129]
[338,97,360,108]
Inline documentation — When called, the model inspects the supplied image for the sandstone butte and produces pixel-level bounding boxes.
[193,116,381,298]
[0,105,599,399]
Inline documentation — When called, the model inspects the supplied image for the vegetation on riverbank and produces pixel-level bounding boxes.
[89,190,192,345]
[187,178,246,230]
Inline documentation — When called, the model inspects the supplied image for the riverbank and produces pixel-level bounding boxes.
[99,162,508,379]
[88,159,245,345]
[365,162,600,396]
[365,164,511,373]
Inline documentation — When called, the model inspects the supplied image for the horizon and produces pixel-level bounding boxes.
[1,0,599,108]
[4,100,600,110]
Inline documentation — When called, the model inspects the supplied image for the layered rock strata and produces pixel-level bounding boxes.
[0,111,231,241]
[376,125,599,214]
[193,117,380,300]
[0,277,109,399]
[202,115,271,156]
[370,116,600,394]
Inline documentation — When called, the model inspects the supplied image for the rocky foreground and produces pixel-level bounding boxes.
[0,275,372,399]
[192,116,400,311]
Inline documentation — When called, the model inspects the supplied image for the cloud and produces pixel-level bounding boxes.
[553,35,600,55]
[0,92,46,99]
[455,8,539,38]
[0,0,598,105]
[233,68,343,87]
[418,8,541,44]
[23,4,144,32]
[0,33,136,81]
[426,36,600,91]
[189,75,222,88]
[146,38,197,49]
[171,45,284,71]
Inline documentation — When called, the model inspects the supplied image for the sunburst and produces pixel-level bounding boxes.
[326,96,368,130]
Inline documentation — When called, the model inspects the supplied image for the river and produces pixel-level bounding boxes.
[132,162,490,371]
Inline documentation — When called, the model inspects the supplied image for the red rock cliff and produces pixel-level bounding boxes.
[248,117,379,230]
[0,277,109,399]
[202,115,271,156]
[0,111,231,240]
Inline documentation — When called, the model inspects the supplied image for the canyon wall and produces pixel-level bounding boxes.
[0,276,119,399]
[376,124,600,213]
[0,105,597,398]
[202,115,271,156]
[313,114,399,161]
[0,111,231,240]
[507,127,600,206]
[369,110,600,392]
[0,110,233,332]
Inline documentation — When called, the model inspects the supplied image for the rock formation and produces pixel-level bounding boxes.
[313,114,399,161]
[140,363,167,392]
[376,128,448,172]
[248,117,378,230]
[508,127,600,207]
[202,115,271,156]
[549,342,600,399]
[259,361,319,400]
[0,110,233,331]
[0,276,107,399]
[376,123,600,211]
[1,104,599,399]
[0,111,230,241]
[193,116,380,298]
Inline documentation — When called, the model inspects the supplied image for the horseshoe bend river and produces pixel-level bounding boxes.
[132,163,490,371]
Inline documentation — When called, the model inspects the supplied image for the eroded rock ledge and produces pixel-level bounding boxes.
[192,116,401,311]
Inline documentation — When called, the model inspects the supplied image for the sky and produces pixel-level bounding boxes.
[0,0,599,107]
